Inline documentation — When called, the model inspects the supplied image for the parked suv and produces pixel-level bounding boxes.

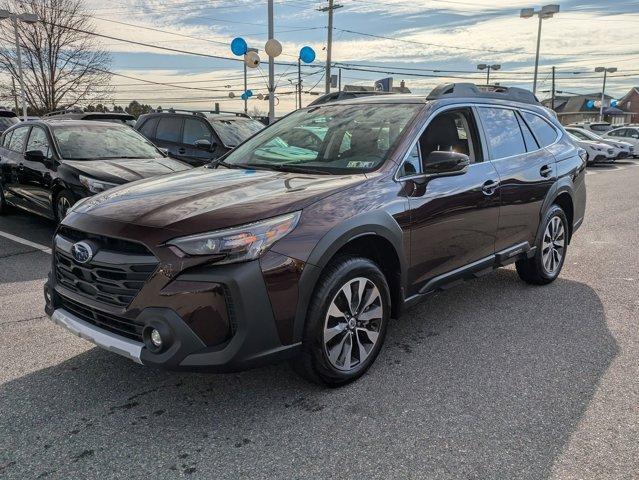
[603,126,639,156]
[135,109,264,166]
[0,120,190,221]
[44,83,586,386]
[565,126,634,159]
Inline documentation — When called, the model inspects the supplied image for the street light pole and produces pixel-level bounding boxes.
[1,10,38,120]
[477,64,501,85]
[267,0,275,123]
[596,66,618,122]
[521,4,560,96]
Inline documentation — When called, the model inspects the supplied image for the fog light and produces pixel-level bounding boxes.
[150,329,162,348]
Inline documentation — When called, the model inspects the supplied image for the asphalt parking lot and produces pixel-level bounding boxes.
[1,160,638,480]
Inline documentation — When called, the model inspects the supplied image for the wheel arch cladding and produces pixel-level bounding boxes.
[292,211,407,342]
[538,180,575,246]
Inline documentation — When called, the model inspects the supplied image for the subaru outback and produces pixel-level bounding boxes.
[44,83,586,386]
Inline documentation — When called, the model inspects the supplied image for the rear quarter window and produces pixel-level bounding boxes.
[521,112,558,148]
[138,117,159,138]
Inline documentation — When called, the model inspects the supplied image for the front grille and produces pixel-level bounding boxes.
[58,226,150,255]
[55,230,158,308]
[59,295,144,342]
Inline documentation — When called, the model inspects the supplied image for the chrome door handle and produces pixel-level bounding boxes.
[482,180,499,196]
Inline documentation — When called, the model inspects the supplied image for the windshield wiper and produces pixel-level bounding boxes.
[241,163,329,175]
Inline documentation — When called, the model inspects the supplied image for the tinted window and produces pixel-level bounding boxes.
[521,112,558,147]
[478,108,526,159]
[138,117,158,138]
[420,108,481,163]
[52,124,159,160]
[567,129,589,141]
[26,127,52,158]
[516,112,539,151]
[7,127,29,153]
[183,118,212,145]
[629,129,639,139]
[155,117,182,143]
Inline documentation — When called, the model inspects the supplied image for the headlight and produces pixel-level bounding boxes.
[166,211,301,263]
[79,175,119,194]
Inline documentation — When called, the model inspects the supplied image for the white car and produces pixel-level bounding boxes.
[565,127,634,159]
[567,133,615,165]
[567,122,613,134]
[603,126,639,157]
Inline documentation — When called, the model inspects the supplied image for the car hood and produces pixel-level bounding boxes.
[62,157,191,184]
[599,139,631,150]
[72,166,366,231]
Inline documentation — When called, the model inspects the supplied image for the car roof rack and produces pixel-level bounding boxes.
[43,108,84,117]
[152,108,250,118]
[426,83,540,106]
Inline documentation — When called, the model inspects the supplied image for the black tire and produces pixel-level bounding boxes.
[0,183,7,215]
[54,190,75,222]
[516,204,569,285]
[292,256,391,387]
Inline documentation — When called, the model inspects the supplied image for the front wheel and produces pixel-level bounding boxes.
[292,256,391,387]
[0,183,8,215]
[54,190,75,222]
[516,204,568,285]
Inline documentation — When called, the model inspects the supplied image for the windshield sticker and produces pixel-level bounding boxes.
[346,161,375,168]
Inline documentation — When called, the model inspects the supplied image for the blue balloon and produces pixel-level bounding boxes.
[231,37,248,56]
[611,100,618,107]
[241,92,248,100]
[586,100,595,109]
[245,90,253,98]
[299,46,316,64]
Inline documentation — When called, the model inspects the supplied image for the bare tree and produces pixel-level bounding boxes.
[0,0,111,114]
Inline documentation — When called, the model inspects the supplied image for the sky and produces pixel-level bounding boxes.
[79,0,639,114]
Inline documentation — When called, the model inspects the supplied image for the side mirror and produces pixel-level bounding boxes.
[158,147,169,156]
[25,149,45,162]
[194,139,213,151]
[422,151,470,176]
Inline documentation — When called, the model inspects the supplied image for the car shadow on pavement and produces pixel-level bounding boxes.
[0,269,617,479]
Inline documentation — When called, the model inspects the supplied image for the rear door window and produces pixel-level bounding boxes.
[521,111,558,147]
[478,107,526,159]
[7,126,29,153]
[155,117,182,143]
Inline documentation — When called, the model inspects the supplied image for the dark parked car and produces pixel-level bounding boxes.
[0,110,19,134]
[43,110,137,126]
[45,83,586,386]
[0,120,190,221]
[135,109,264,166]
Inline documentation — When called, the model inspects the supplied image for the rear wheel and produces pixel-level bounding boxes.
[516,204,568,285]
[0,183,10,215]
[54,190,75,222]
[292,256,391,387]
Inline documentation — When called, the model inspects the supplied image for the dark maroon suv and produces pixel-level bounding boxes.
[44,83,586,386]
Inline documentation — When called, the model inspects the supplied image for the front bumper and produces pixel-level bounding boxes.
[45,258,302,372]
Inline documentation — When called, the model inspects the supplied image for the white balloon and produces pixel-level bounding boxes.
[245,51,260,69]
[257,93,264,100]
[228,91,236,98]
[265,38,282,58]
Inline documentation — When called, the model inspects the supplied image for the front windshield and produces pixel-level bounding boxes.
[52,124,160,160]
[223,103,421,174]
[209,117,264,148]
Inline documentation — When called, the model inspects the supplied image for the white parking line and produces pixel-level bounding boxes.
[0,230,51,254]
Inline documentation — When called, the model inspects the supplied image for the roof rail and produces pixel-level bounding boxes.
[426,83,540,106]
[151,108,250,118]
[43,108,83,117]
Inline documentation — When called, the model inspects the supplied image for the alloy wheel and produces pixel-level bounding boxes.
[541,216,565,275]
[323,277,384,372]
[57,196,71,220]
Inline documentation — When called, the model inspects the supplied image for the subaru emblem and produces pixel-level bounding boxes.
[71,241,94,264]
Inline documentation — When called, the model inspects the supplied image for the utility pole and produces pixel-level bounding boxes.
[338,68,342,91]
[595,67,618,122]
[267,0,275,123]
[11,77,19,114]
[318,0,342,94]
[551,66,556,110]
[297,57,302,109]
